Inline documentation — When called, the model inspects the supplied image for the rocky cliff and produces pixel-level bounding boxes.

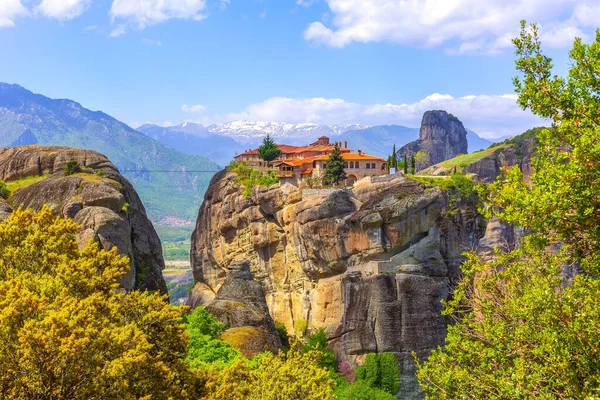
[189,171,485,398]
[399,110,468,169]
[0,145,167,293]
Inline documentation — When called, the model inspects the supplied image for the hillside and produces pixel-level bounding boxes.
[0,83,219,226]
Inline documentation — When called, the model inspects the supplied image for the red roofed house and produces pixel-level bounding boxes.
[234,136,387,186]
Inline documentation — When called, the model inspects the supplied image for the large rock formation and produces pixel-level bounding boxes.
[399,110,468,169]
[0,145,167,293]
[205,260,282,357]
[190,171,485,398]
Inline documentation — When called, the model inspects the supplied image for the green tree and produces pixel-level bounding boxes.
[386,155,392,173]
[0,207,201,399]
[416,21,600,399]
[403,156,408,174]
[257,134,282,165]
[323,145,347,186]
[355,353,400,396]
[303,328,337,372]
[390,144,397,168]
[184,306,241,369]
[414,150,430,171]
[64,160,79,176]
[409,154,416,174]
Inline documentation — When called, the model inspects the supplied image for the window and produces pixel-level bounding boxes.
[366,163,371,169]
[372,163,376,169]
[350,162,354,168]
[345,162,349,168]
[323,163,327,169]
[355,162,359,168]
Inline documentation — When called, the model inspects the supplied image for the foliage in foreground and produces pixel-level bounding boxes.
[0,181,9,199]
[200,343,335,400]
[417,21,600,399]
[0,207,200,399]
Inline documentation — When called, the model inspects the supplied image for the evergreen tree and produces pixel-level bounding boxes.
[355,353,400,396]
[390,144,397,168]
[323,145,347,186]
[257,134,282,165]
[409,154,416,174]
[386,156,392,173]
[403,156,408,174]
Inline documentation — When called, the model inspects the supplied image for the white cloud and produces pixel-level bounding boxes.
[0,0,28,27]
[36,0,90,20]
[182,104,208,113]
[109,24,126,37]
[110,0,207,29]
[304,0,594,54]
[196,94,543,139]
[141,38,162,46]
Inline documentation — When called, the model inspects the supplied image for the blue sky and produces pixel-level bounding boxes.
[0,0,598,138]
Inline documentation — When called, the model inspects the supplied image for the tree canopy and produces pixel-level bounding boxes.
[323,145,348,186]
[257,134,282,164]
[414,151,430,171]
[416,21,600,399]
[0,206,201,399]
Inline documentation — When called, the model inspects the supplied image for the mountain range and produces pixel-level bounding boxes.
[137,121,493,165]
[0,83,219,226]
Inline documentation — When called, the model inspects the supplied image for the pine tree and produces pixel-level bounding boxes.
[323,145,347,186]
[410,154,416,174]
[386,156,392,173]
[403,156,408,174]
[258,134,282,165]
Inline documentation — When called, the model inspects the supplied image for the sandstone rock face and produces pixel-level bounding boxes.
[190,171,485,398]
[0,146,167,293]
[205,260,282,357]
[399,110,468,169]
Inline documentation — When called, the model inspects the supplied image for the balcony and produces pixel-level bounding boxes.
[277,171,295,178]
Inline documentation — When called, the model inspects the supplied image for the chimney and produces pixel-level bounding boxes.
[358,149,362,156]
[344,141,347,148]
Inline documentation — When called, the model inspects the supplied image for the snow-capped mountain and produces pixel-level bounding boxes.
[206,121,369,144]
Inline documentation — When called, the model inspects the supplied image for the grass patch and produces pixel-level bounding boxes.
[409,173,477,206]
[437,145,509,170]
[227,161,279,197]
[5,174,51,193]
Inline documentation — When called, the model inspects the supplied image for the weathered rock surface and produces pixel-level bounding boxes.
[399,110,468,169]
[205,260,282,357]
[0,145,167,293]
[190,171,485,398]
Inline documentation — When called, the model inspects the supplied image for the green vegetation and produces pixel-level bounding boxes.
[275,322,290,350]
[121,201,130,213]
[163,241,191,260]
[0,181,9,199]
[4,174,51,193]
[414,150,430,170]
[334,353,400,400]
[303,328,337,372]
[0,207,201,399]
[185,307,242,369]
[257,134,282,165]
[227,161,279,197]
[64,160,80,176]
[323,144,348,185]
[416,21,600,398]
[409,173,477,205]
[409,153,415,174]
[156,225,193,260]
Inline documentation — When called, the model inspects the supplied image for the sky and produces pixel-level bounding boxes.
[0,0,598,139]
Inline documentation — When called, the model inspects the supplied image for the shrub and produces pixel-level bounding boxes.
[0,180,9,199]
[275,322,290,350]
[64,160,80,176]
[303,328,337,372]
[184,307,241,369]
[355,353,400,396]
[95,170,106,177]
[295,318,308,336]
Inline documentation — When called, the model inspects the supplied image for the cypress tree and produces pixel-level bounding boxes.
[390,144,397,167]
[403,156,408,174]
[410,154,416,174]
[323,145,347,186]
[258,134,282,166]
